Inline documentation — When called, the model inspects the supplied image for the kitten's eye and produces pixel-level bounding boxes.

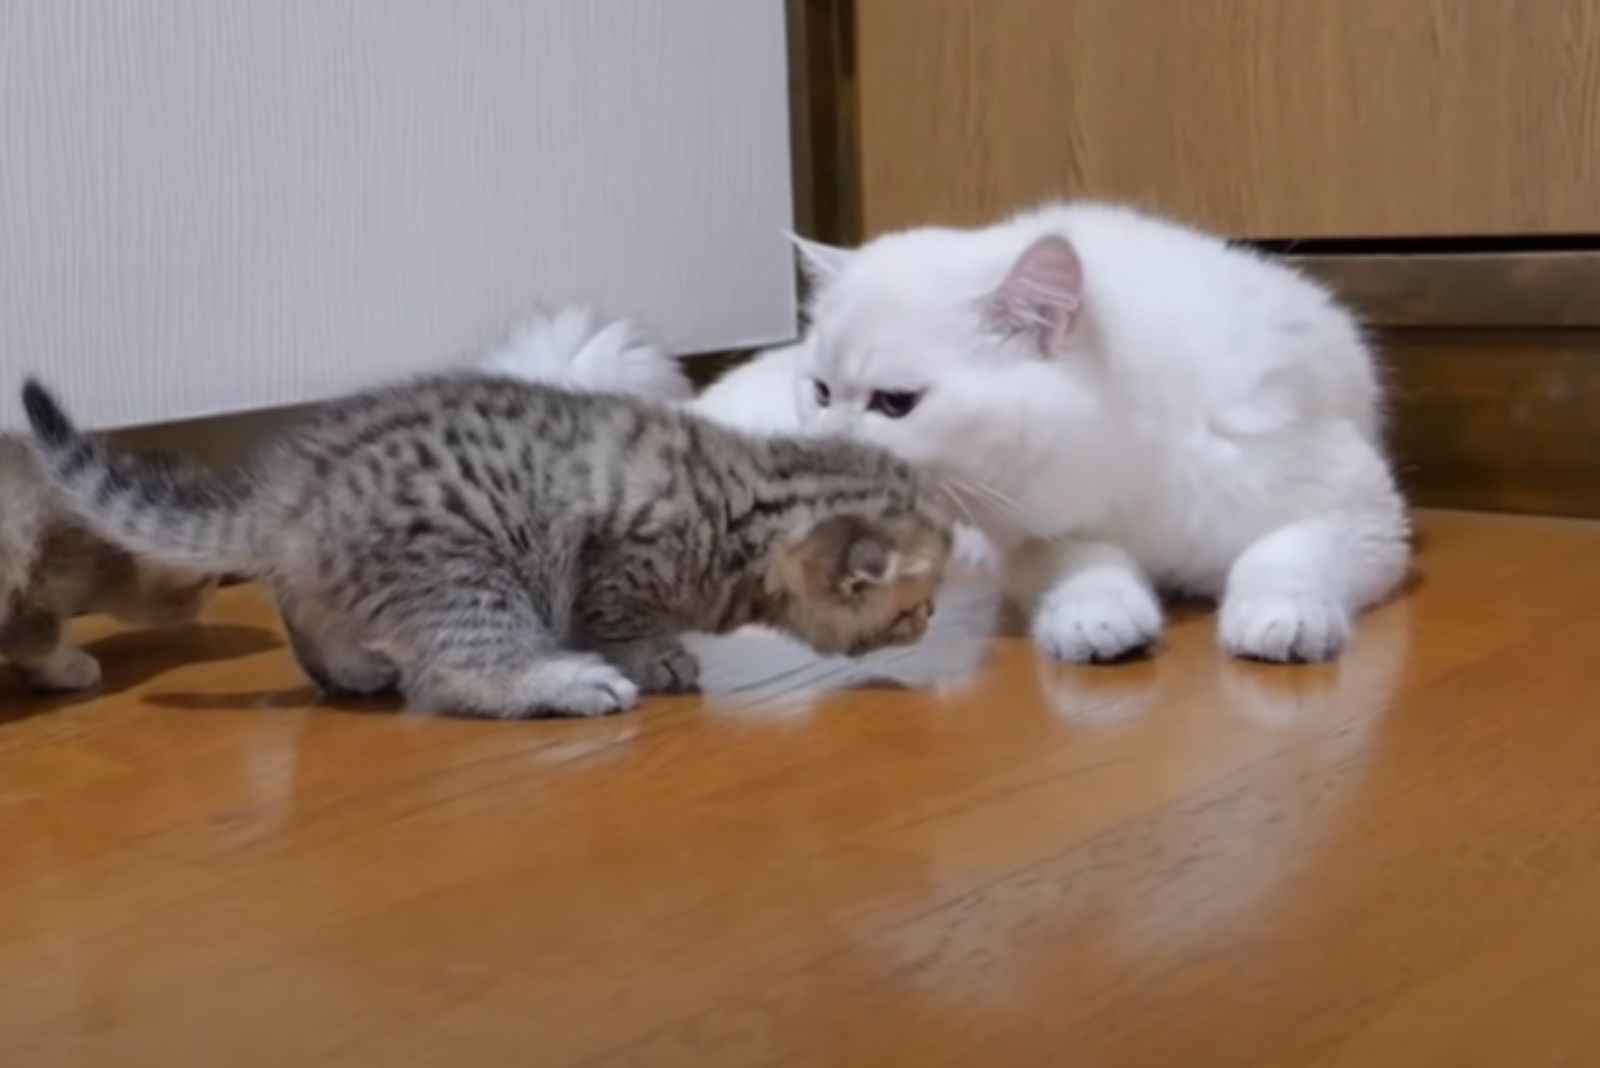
[885,601,933,643]
[813,379,832,408]
[868,390,922,419]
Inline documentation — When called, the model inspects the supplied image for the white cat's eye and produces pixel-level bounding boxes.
[813,379,832,407]
[868,390,922,419]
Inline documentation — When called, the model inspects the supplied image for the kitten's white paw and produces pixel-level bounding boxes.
[1219,593,1350,663]
[524,658,640,717]
[627,644,701,694]
[1033,581,1162,663]
[25,647,103,692]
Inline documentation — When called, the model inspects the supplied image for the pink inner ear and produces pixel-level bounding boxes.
[984,234,1084,348]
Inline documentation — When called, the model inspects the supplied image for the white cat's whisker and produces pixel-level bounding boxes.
[939,476,1076,550]
[936,480,984,533]
[942,474,1033,532]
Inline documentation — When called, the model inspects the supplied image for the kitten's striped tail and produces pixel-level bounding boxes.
[22,380,263,573]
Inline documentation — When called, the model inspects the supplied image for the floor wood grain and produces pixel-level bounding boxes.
[3,509,1599,1067]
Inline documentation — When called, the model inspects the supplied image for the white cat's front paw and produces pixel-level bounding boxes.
[1220,593,1350,663]
[1032,582,1163,663]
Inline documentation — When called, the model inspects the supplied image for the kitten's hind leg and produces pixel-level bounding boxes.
[1219,505,1409,663]
[591,636,701,694]
[407,653,639,719]
[1,605,100,691]
[281,596,399,698]
[376,582,639,719]
[353,519,638,718]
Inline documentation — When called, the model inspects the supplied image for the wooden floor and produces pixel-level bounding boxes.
[4,509,1600,1066]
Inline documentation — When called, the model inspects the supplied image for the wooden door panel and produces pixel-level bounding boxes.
[856,0,1600,239]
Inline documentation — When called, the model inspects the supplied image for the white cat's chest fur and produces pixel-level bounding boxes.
[1014,408,1378,598]
[1001,357,1384,597]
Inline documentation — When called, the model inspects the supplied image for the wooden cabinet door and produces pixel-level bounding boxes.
[856,0,1600,239]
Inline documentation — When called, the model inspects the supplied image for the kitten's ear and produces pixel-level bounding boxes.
[777,515,900,599]
[786,230,855,288]
[982,234,1084,352]
[839,530,897,594]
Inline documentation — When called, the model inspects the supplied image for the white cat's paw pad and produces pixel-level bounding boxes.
[1220,594,1350,663]
[527,661,640,717]
[1033,586,1163,663]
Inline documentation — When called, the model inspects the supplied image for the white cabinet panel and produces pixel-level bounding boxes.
[1,1,794,429]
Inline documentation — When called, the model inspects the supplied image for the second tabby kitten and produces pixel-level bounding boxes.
[0,437,215,691]
[23,374,950,718]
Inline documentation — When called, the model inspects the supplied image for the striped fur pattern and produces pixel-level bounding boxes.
[22,374,950,718]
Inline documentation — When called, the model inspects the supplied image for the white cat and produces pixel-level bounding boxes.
[693,202,1409,663]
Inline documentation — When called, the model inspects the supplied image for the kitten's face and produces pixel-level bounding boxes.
[771,511,951,656]
[788,229,1108,540]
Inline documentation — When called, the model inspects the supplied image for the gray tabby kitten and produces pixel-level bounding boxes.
[22,374,950,718]
[0,437,215,691]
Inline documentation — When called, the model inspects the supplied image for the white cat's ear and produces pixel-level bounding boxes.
[982,234,1084,351]
[786,231,855,288]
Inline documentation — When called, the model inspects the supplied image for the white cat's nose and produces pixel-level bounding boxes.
[814,408,858,437]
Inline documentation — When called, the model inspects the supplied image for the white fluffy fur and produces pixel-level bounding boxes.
[687,340,810,434]
[698,201,1410,663]
[481,305,693,401]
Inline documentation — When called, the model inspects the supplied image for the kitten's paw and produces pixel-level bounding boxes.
[524,659,640,717]
[1033,582,1163,663]
[619,643,701,694]
[24,647,103,692]
[1220,593,1350,663]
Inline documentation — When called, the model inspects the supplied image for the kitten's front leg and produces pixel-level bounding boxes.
[594,636,701,694]
[1009,539,1163,663]
[1,605,102,691]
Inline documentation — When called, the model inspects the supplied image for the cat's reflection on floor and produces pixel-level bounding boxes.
[1032,595,1412,733]
[823,597,1415,1015]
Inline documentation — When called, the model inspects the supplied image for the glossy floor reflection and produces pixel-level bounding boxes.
[3,510,1600,1067]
